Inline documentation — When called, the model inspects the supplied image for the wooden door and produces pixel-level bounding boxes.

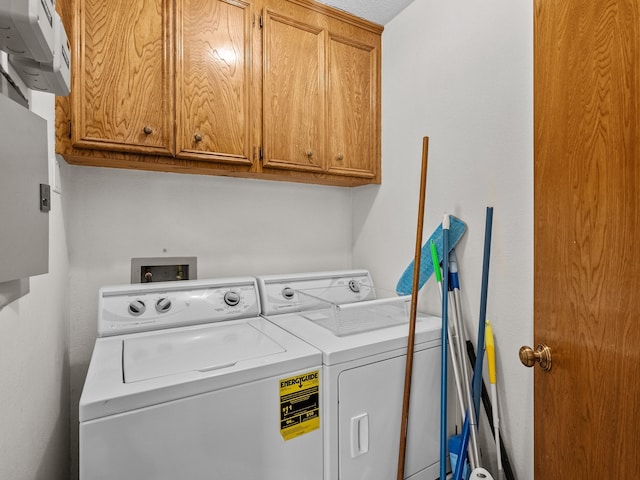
[262,0,325,173]
[326,31,379,181]
[73,0,173,155]
[176,0,254,166]
[534,0,640,477]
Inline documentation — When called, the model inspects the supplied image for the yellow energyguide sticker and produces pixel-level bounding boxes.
[279,370,320,441]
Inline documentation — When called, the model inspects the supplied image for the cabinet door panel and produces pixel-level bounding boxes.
[263,9,325,172]
[177,0,253,165]
[74,0,173,155]
[327,34,377,179]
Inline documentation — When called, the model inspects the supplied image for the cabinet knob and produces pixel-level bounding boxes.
[337,153,344,161]
[143,126,153,135]
[194,133,202,143]
[306,150,313,157]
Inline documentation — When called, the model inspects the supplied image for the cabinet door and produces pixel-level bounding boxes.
[177,0,254,165]
[73,0,173,155]
[327,33,379,180]
[262,4,325,173]
[0,96,48,283]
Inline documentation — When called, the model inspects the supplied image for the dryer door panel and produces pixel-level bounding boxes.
[338,348,441,479]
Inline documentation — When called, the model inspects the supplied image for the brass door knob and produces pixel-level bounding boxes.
[519,344,552,371]
[143,126,153,135]
[194,133,202,142]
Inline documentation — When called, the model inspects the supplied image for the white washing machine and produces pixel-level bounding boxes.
[257,270,444,480]
[80,277,323,480]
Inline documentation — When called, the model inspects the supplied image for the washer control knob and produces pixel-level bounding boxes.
[348,280,360,293]
[128,300,146,316]
[282,287,295,300]
[224,290,241,307]
[155,297,172,313]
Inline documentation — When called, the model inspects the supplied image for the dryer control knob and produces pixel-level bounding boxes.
[128,300,146,316]
[155,297,172,313]
[224,290,241,307]
[348,280,360,293]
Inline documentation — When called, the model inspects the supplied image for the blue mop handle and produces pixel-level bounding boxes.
[440,215,450,480]
[472,207,493,416]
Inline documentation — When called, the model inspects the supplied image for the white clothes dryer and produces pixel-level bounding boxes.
[80,277,323,480]
[257,270,444,480]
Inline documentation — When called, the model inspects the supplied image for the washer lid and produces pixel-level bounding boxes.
[80,318,322,422]
[123,323,284,383]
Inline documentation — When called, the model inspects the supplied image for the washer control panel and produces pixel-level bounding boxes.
[98,277,260,337]
[256,270,375,317]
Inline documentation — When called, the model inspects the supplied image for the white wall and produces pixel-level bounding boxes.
[353,1,534,478]
[0,89,70,479]
[64,166,354,477]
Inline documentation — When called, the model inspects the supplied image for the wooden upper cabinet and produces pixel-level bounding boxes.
[56,0,382,186]
[261,0,381,183]
[327,32,378,180]
[73,0,174,155]
[262,3,325,172]
[176,0,254,165]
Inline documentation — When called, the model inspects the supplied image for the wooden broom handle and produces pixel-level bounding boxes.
[397,136,429,480]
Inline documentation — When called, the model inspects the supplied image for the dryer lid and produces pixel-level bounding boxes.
[123,322,285,383]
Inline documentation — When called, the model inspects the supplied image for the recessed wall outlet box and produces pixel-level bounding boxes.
[131,257,197,284]
[0,0,56,63]
[9,11,70,95]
